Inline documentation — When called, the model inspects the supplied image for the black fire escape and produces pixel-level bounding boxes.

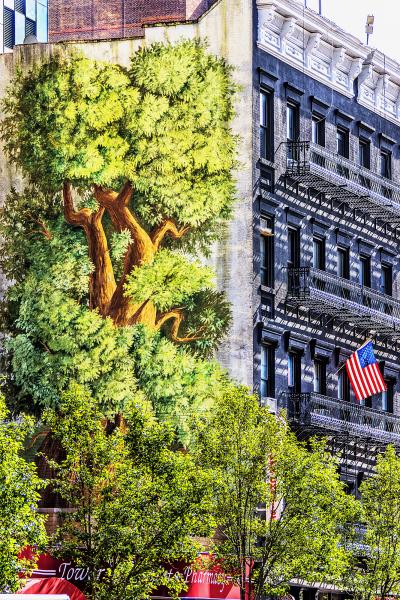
[287,267,400,338]
[282,141,400,452]
[285,141,400,225]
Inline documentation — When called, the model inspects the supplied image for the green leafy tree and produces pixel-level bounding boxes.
[0,393,47,592]
[193,385,359,600]
[346,445,400,600]
[44,383,215,600]
[2,40,235,340]
[0,40,235,427]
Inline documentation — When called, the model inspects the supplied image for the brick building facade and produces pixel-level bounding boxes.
[48,0,215,42]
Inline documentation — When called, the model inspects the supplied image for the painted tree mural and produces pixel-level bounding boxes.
[0,40,237,436]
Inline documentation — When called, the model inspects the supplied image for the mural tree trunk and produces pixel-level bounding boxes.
[64,181,194,339]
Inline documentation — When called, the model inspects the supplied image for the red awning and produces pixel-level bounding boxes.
[18,577,86,600]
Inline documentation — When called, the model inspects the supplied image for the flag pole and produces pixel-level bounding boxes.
[332,338,372,376]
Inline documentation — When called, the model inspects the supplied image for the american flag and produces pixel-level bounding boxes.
[345,341,386,402]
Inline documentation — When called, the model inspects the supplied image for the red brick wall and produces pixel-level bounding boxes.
[49,0,192,42]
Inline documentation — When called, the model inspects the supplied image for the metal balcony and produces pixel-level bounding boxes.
[288,392,400,446]
[285,141,400,225]
[287,267,400,338]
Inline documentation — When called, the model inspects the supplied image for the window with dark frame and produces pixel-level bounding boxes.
[25,17,36,37]
[261,344,275,399]
[287,102,299,142]
[313,359,327,395]
[381,263,393,296]
[260,89,274,161]
[382,380,394,413]
[15,0,25,14]
[380,150,392,179]
[288,352,301,393]
[15,0,25,13]
[359,138,370,169]
[4,8,14,49]
[313,237,325,271]
[260,217,274,288]
[338,369,350,402]
[287,102,300,162]
[287,227,300,269]
[336,127,349,158]
[337,246,350,279]
[359,255,371,288]
[311,114,325,147]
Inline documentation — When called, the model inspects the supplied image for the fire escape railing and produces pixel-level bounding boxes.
[286,267,400,338]
[285,141,400,224]
[288,392,400,445]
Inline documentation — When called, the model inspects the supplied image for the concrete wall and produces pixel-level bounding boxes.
[0,0,254,387]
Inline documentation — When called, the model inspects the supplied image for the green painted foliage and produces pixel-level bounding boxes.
[3,220,224,439]
[0,40,237,436]
[0,395,47,592]
[2,41,237,250]
[125,249,214,311]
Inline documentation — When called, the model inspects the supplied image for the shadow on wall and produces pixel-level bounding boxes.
[186,0,218,20]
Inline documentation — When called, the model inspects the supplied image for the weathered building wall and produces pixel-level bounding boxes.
[0,0,254,387]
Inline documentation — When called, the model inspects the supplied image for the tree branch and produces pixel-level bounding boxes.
[63,181,92,227]
[155,309,205,343]
[150,219,191,251]
[93,182,157,326]
[63,181,116,315]
[35,219,52,241]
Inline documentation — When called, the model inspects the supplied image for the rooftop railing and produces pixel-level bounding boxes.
[288,392,400,445]
[285,141,400,225]
[286,266,400,338]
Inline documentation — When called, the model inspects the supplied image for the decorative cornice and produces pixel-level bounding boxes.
[257,0,400,126]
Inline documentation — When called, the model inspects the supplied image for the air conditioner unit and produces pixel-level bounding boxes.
[261,397,278,414]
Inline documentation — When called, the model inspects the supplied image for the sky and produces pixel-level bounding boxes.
[304,0,400,62]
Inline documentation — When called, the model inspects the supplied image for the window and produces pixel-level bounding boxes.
[312,114,325,147]
[380,150,392,179]
[287,227,300,269]
[359,139,370,169]
[260,217,274,288]
[288,352,301,393]
[15,0,25,13]
[26,0,36,21]
[4,8,14,49]
[336,127,349,158]
[287,227,300,292]
[313,237,325,271]
[287,103,299,142]
[382,380,394,413]
[260,90,273,160]
[337,247,350,279]
[359,255,371,288]
[261,345,275,398]
[313,360,327,395]
[381,264,393,296]
[338,369,350,401]
[25,17,36,38]
[287,103,299,162]
[361,395,372,409]
[36,1,48,43]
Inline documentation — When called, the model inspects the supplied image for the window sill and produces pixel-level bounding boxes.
[258,157,276,169]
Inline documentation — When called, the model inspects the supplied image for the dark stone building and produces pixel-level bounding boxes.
[255,0,400,496]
